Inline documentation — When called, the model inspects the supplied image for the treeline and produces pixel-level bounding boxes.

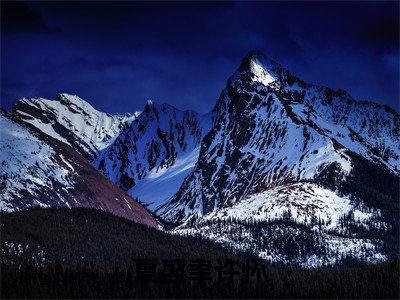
[311,151,399,258]
[1,208,243,268]
[312,152,399,232]
[2,208,399,298]
[1,258,399,299]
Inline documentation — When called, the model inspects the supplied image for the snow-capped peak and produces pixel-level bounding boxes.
[237,50,289,86]
[249,55,276,85]
[13,94,137,158]
[160,50,399,224]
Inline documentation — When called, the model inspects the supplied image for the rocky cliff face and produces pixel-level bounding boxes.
[159,51,399,223]
[94,101,211,211]
[153,51,399,266]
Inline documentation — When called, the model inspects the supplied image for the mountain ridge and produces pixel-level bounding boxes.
[3,50,399,266]
[12,93,138,159]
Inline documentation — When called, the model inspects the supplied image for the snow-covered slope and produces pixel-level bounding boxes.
[12,93,137,159]
[0,111,157,227]
[160,51,399,223]
[173,217,387,267]
[94,101,211,211]
[171,180,391,267]
[200,183,385,232]
[0,111,73,211]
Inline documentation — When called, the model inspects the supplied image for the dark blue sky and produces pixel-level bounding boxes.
[1,1,399,114]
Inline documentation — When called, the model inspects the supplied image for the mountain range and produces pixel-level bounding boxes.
[1,50,398,267]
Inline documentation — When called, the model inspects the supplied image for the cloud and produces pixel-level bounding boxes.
[350,17,399,51]
[1,1,61,35]
[1,1,398,113]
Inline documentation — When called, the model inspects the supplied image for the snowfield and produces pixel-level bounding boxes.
[202,183,384,232]
[130,146,201,211]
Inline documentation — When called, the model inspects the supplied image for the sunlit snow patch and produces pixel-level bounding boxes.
[250,57,276,86]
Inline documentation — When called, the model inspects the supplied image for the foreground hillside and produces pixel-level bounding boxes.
[0,208,242,268]
[2,260,398,299]
[1,208,399,299]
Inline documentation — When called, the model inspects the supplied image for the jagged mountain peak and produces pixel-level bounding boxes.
[239,50,277,85]
[140,99,208,124]
[143,99,172,114]
[160,50,399,225]
[94,98,212,211]
[237,50,301,87]
[12,94,137,159]
[152,52,399,266]
[18,93,97,116]
[145,99,155,108]
[239,50,276,70]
